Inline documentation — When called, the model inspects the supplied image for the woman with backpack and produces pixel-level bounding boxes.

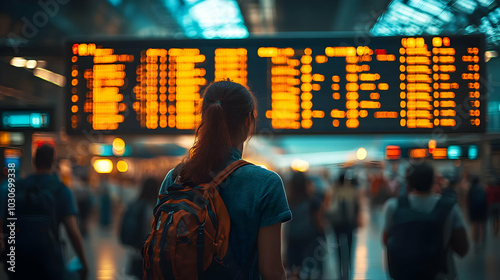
[147,80,292,280]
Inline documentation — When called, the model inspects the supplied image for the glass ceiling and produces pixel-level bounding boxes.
[371,0,500,48]
[162,0,249,39]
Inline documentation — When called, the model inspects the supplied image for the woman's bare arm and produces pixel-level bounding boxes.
[258,223,286,280]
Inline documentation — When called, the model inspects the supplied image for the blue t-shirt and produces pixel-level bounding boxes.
[1,173,78,225]
[159,148,292,279]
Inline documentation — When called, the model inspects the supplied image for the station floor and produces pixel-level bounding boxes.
[1,206,499,280]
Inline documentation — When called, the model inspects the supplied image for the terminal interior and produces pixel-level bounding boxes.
[1,0,500,279]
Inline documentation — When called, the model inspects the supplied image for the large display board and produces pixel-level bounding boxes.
[66,35,485,134]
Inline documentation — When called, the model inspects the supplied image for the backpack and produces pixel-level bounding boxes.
[441,187,457,202]
[2,175,65,278]
[387,196,455,280]
[120,200,149,249]
[142,159,251,280]
[469,184,487,210]
[326,188,358,228]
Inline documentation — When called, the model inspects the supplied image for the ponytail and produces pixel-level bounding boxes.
[179,80,256,185]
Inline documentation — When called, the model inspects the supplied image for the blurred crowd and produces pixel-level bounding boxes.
[2,147,500,280]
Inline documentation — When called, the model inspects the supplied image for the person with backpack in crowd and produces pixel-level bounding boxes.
[441,177,459,203]
[98,176,113,229]
[285,171,324,279]
[119,177,159,279]
[486,181,500,237]
[468,176,488,249]
[0,144,88,280]
[324,171,360,280]
[382,162,469,280]
[72,176,94,238]
[142,80,292,280]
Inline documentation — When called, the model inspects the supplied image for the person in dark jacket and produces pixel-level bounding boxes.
[0,144,88,280]
[468,176,488,248]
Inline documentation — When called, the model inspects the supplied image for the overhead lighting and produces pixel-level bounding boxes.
[93,159,113,174]
[10,57,26,68]
[112,137,126,156]
[485,50,498,62]
[357,147,367,161]
[291,159,309,172]
[116,160,128,172]
[37,60,47,68]
[33,68,66,87]
[26,60,37,69]
[107,0,122,6]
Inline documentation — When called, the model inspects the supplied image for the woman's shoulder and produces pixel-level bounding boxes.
[235,163,283,184]
[159,162,283,194]
[159,168,176,195]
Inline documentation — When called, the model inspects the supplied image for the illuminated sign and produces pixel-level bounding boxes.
[385,145,401,160]
[468,145,479,160]
[409,148,427,159]
[66,35,485,134]
[432,148,448,159]
[1,109,53,131]
[447,145,462,159]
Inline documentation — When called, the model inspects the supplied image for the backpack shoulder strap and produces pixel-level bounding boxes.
[209,160,251,188]
[172,163,184,184]
[397,195,410,209]
[432,196,456,220]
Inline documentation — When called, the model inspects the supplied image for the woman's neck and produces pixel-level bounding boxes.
[233,141,244,152]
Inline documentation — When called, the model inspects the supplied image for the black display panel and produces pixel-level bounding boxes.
[66,35,486,134]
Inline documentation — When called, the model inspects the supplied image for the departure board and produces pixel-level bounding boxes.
[66,35,486,134]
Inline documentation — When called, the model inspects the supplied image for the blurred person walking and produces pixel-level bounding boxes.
[441,177,459,203]
[324,171,360,280]
[0,144,88,280]
[72,176,94,238]
[144,80,291,280]
[98,176,113,229]
[369,168,390,208]
[486,182,500,236]
[285,171,324,279]
[119,177,159,279]
[382,162,469,280]
[468,176,488,248]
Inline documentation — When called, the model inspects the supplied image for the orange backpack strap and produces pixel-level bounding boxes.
[209,159,251,188]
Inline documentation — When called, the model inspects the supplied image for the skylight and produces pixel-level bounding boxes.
[163,0,249,39]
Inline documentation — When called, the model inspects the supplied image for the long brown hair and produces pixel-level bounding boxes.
[179,80,256,184]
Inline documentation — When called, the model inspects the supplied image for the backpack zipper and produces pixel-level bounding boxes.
[159,211,174,278]
[159,202,202,224]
